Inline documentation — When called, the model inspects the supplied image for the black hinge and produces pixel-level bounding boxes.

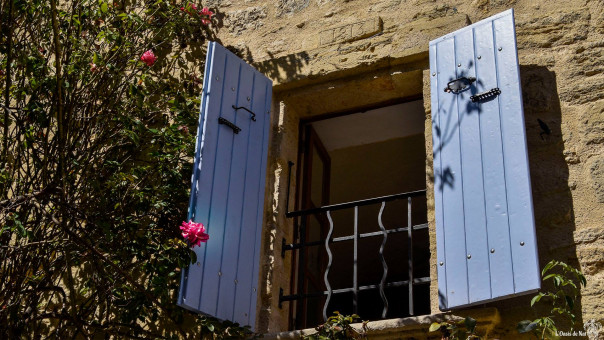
[218,117,241,134]
[471,88,501,102]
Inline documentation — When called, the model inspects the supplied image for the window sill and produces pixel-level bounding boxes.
[263,308,500,339]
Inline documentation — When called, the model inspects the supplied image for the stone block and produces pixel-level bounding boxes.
[318,17,382,46]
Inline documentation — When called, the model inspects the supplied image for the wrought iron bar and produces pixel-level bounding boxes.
[408,197,414,316]
[282,223,428,255]
[294,215,306,330]
[286,190,426,218]
[323,211,334,321]
[279,277,431,303]
[378,202,389,318]
[353,206,358,314]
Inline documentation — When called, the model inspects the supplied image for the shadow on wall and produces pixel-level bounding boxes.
[490,65,582,335]
[254,51,311,84]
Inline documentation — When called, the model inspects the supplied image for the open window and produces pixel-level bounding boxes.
[283,101,431,329]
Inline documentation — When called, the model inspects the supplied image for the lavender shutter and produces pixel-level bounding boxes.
[430,9,540,310]
[178,42,272,328]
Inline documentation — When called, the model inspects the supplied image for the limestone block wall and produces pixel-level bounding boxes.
[205,0,604,336]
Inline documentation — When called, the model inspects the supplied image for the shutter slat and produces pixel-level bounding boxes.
[182,44,228,311]
[474,19,516,299]
[430,9,540,310]
[216,62,254,320]
[436,36,470,308]
[179,43,272,330]
[493,15,540,292]
[199,53,242,315]
[430,43,448,311]
[455,28,492,304]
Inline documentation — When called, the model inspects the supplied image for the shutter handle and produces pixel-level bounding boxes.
[444,76,476,93]
[232,105,256,121]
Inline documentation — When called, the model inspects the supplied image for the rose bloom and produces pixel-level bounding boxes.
[180,220,209,247]
[140,50,157,66]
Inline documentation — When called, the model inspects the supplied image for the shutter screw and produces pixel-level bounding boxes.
[231,87,235,91]
[253,288,257,292]
[457,63,461,67]
[234,279,238,284]
[218,271,222,276]
[196,262,200,266]
[520,241,525,246]
[244,313,248,317]
[477,55,481,59]
[215,76,220,81]
[467,254,472,259]
[498,47,502,51]
[432,72,436,76]
[490,248,495,253]
[439,262,444,266]
[247,96,251,101]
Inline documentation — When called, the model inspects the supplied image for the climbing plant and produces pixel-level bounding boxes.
[517,260,587,340]
[0,0,257,338]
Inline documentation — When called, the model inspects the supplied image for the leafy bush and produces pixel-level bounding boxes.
[429,316,480,340]
[303,312,368,340]
[517,260,586,340]
[0,0,255,338]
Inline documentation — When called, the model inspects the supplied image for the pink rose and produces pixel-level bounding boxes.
[200,7,213,16]
[180,220,209,247]
[140,50,157,67]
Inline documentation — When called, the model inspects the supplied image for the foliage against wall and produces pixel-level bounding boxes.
[0,0,247,338]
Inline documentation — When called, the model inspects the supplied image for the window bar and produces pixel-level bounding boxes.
[408,197,414,315]
[353,206,358,315]
[323,210,334,322]
[377,201,389,318]
[295,216,307,330]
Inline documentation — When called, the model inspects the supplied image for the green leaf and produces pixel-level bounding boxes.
[464,317,477,333]
[206,323,214,332]
[517,320,538,333]
[100,2,108,13]
[429,322,441,332]
[531,293,544,307]
[542,260,557,276]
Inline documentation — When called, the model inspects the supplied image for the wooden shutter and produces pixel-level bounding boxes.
[178,42,272,328]
[429,9,540,310]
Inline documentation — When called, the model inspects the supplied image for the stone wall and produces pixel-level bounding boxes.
[206,0,604,337]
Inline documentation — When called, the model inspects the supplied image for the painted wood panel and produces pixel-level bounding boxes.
[429,9,540,310]
[178,42,272,329]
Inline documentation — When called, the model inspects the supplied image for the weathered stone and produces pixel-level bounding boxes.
[588,156,604,203]
[516,9,590,48]
[224,6,267,36]
[318,17,382,46]
[581,100,604,146]
[275,0,309,17]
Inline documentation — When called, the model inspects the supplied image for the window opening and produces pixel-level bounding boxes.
[280,100,431,329]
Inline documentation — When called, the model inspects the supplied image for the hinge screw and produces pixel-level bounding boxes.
[477,55,481,59]
[218,271,222,276]
[498,47,502,51]
[439,262,444,266]
[432,72,436,76]
[490,248,495,253]
[253,288,257,292]
[234,279,238,284]
[458,63,461,67]
[467,254,472,259]
[520,241,525,246]
[215,76,220,81]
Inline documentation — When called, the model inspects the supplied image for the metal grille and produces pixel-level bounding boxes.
[279,190,430,328]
